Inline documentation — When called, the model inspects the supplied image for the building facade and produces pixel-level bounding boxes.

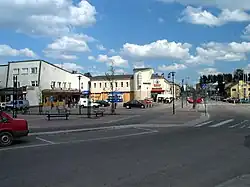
[0,60,90,106]
[90,68,181,102]
[227,80,250,99]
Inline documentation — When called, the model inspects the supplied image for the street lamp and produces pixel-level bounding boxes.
[13,75,17,118]
[181,79,184,108]
[168,72,176,115]
[77,75,81,115]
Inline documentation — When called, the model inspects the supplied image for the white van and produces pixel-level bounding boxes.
[78,98,100,108]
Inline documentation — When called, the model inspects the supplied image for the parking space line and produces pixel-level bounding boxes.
[0,130,157,152]
[36,137,55,144]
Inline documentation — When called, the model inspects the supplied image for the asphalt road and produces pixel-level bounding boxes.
[1,102,250,187]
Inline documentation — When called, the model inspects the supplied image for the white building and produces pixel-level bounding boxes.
[1,60,90,106]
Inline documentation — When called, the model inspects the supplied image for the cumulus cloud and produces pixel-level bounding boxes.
[158,17,165,23]
[54,62,84,71]
[121,39,192,60]
[44,34,95,60]
[0,0,97,37]
[96,54,129,67]
[179,6,250,26]
[158,63,187,71]
[96,44,106,51]
[198,68,222,76]
[157,0,250,10]
[0,44,37,58]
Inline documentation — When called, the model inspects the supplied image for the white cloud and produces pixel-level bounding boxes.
[0,0,97,37]
[158,63,187,71]
[88,56,95,61]
[179,6,250,26]
[44,34,94,60]
[158,17,165,23]
[186,41,250,64]
[96,44,106,51]
[121,39,192,60]
[242,24,250,40]
[198,68,222,76]
[54,62,84,71]
[96,54,129,67]
[115,69,126,74]
[157,0,250,10]
[0,44,37,57]
[133,61,145,68]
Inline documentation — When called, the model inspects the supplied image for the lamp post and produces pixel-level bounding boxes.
[185,76,189,106]
[168,72,176,115]
[77,75,82,115]
[13,75,17,118]
[181,79,184,108]
[87,81,91,118]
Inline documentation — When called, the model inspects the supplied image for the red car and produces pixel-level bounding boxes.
[0,111,29,146]
[187,97,203,104]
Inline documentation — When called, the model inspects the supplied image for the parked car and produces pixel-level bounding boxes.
[5,100,29,111]
[187,97,203,104]
[0,111,29,146]
[95,100,110,107]
[78,98,100,108]
[123,100,146,109]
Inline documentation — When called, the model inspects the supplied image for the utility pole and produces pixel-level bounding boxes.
[181,79,184,108]
[77,75,82,115]
[87,81,91,118]
[168,72,176,115]
[185,76,189,106]
[13,75,17,118]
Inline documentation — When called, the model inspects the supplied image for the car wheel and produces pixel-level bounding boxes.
[0,132,13,147]
[126,105,130,109]
[141,105,145,109]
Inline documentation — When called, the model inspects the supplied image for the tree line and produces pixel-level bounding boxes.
[199,69,249,96]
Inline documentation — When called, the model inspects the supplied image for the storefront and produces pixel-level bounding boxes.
[0,87,27,102]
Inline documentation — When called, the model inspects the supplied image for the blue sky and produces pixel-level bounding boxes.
[1,0,250,85]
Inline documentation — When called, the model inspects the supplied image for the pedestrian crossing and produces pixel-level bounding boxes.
[194,119,250,129]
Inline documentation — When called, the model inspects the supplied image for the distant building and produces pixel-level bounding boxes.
[226,80,250,99]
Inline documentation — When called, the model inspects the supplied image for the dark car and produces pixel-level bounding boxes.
[123,100,145,109]
[95,100,110,107]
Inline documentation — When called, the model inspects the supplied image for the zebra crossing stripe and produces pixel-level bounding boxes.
[209,119,234,128]
[229,120,248,128]
[195,121,213,127]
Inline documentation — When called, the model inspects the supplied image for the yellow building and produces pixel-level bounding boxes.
[227,80,250,99]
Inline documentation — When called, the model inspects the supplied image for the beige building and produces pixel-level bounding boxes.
[226,80,250,99]
[90,68,181,102]
[90,75,134,102]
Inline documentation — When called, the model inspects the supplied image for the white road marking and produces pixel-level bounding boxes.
[209,119,234,128]
[36,137,55,144]
[0,131,157,152]
[229,120,248,128]
[194,120,213,127]
[133,127,158,133]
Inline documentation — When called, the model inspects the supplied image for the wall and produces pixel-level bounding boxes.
[40,61,89,91]
[133,68,154,100]
[91,79,132,93]
[0,65,8,88]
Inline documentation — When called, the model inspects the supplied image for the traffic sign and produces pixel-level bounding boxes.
[201,84,206,89]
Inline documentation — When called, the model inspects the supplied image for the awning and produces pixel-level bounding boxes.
[151,88,164,93]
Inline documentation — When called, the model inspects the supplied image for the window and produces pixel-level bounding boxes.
[68,82,71,89]
[31,81,38,87]
[248,88,250,91]
[105,82,107,87]
[57,82,61,88]
[126,82,129,87]
[232,88,236,91]
[81,83,84,89]
[63,82,67,89]
[51,81,56,88]
[31,67,37,74]
[21,68,28,75]
[13,68,19,75]
[94,83,96,88]
[99,83,102,88]
[115,82,118,87]
[121,82,124,87]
